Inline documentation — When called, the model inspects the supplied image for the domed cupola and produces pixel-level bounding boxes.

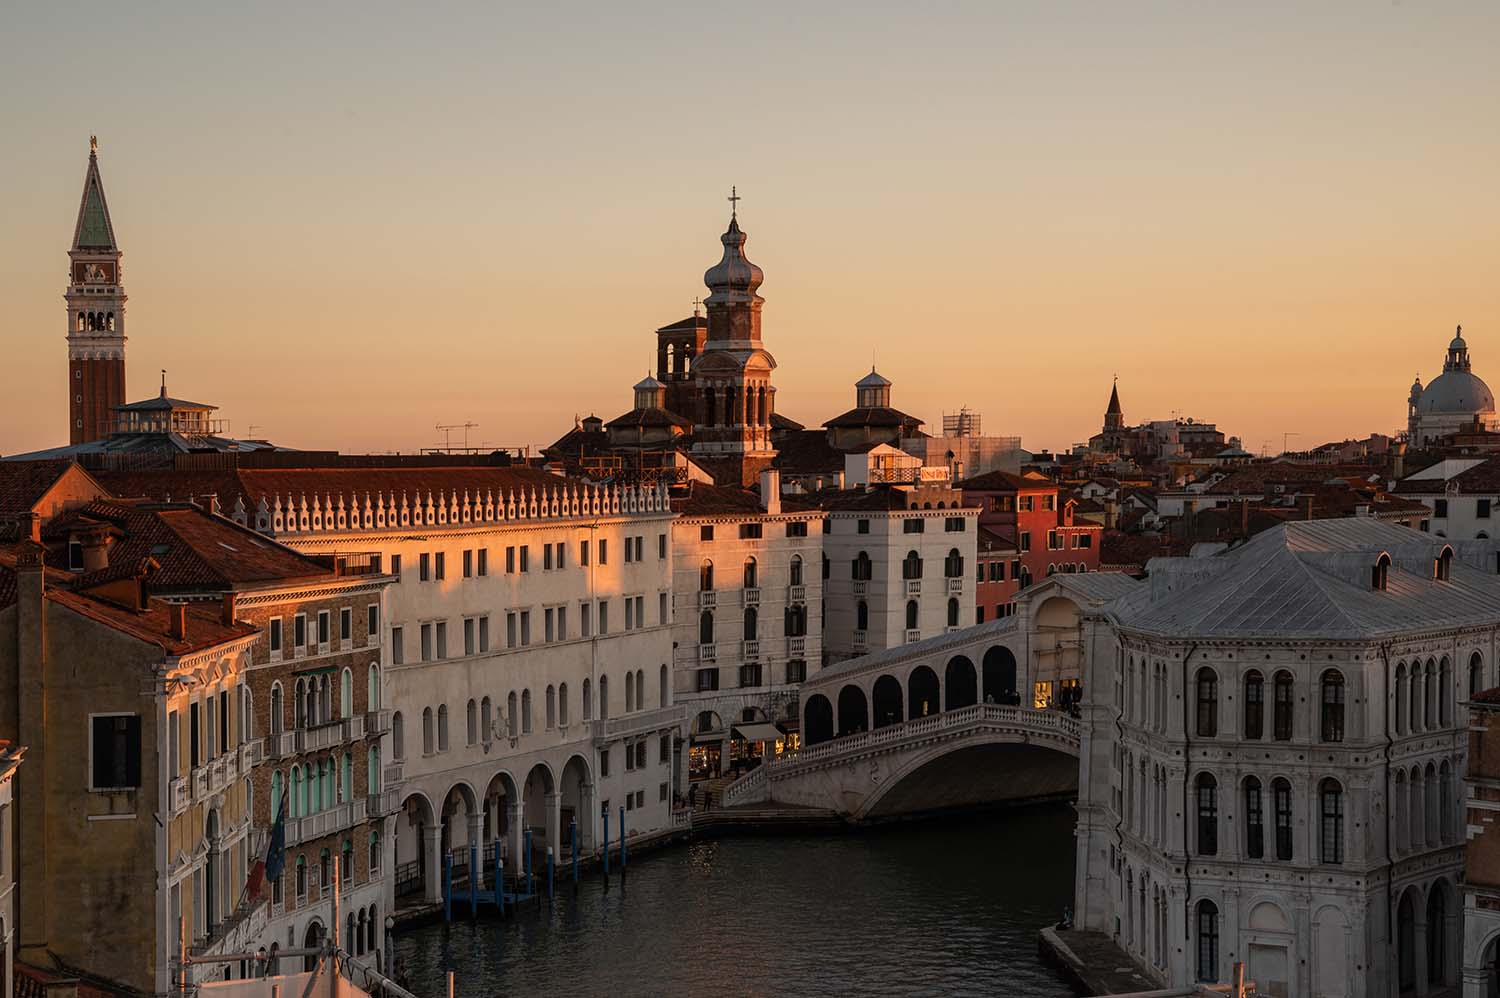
[703,215,764,304]
[1446,325,1471,372]
[633,373,667,411]
[856,367,893,408]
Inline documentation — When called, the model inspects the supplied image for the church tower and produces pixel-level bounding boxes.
[65,137,127,445]
[1103,378,1124,433]
[689,190,778,485]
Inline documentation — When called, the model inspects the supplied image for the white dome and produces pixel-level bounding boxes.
[1417,370,1495,415]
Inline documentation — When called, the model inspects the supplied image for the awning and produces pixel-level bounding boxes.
[734,723,785,743]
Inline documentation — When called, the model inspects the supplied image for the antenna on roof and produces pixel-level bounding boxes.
[160,369,167,398]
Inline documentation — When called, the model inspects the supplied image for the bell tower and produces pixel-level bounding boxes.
[65,137,127,445]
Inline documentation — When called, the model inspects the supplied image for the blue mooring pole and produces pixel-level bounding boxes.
[603,809,610,876]
[619,806,627,870]
[547,846,555,900]
[570,819,579,884]
[443,852,453,922]
[469,840,479,918]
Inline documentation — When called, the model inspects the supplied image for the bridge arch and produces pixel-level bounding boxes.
[805,694,833,745]
[873,675,903,728]
[908,665,939,720]
[983,645,1019,704]
[945,656,977,710]
[837,684,869,737]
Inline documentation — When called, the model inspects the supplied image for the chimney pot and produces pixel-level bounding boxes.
[760,469,781,515]
[169,603,187,640]
[221,592,238,626]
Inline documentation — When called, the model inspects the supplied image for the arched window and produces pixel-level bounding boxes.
[743,607,758,641]
[465,699,477,745]
[1425,658,1437,729]
[421,708,434,755]
[1273,778,1293,860]
[1242,671,1263,739]
[1440,656,1453,725]
[1395,663,1408,735]
[1411,661,1424,732]
[905,600,919,630]
[784,604,807,637]
[1243,777,1263,858]
[272,770,284,819]
[1272,671,1293,740]
[341,753,353,804]
[480,696,491,742]
[636,669,645,710]
[625,672,635,713]
[790,555,803,586]
[1440,760,1455,843]
[546,685,557,729]
[947,598,960,627]
[559,683,570,726]
[582,679,592,721]
[856,600,869,631]
[1195,772,1217,855]
[294,678,307,729]
[391,711,404,760]
[1018,567,1032,589]
[270,682,284,735]
[1320,670,1345,743]
[521,690,533,733]
[367,745,379,795]
[699,611,715,645]
[944,548,963,578]
[660,665,669,707]
[1437,546,1454,581]
[1372,552,1391,590]
[436,704,449,752]
[599,675,609,719]
[1471,652,1485,699]
[1195,668,1218,737]
[743,557,758,589]
[902,550,923,580]
[700,560,714,591]
[852,552,872,581]
[1196,900,1219,982]
[340,668,353,720]
[505,691,518,736]
[1320,778,1344,864]
[367,665,380,711]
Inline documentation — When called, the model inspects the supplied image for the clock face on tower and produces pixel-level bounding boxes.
[73,261,115,284]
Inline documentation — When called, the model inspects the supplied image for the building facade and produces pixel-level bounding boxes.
[0,741,23,998]
[1409,326,1497,448]
[1073,520,1488,997]
[1462,688,1500,996]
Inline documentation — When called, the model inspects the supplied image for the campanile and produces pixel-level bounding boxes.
[65,137,127,444]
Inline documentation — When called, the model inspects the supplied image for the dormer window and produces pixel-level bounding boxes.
[1436,546,1454,581]
[68,539,84,572]
[1372,553,1391,591]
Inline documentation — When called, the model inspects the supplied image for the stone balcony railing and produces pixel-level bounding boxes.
[170,776,191,814]
[698,590,717,609]
[788,636,806,656]
[947,577,964,595]
[904,629,921,644]
[852,629,869,653]
[285,798,368,848]
[383,761,404,786]
[367,789,399,817]
[742,639,760,659]
[591,704,683,746]
[905,579,922,597]
[788,584,806,603]
[743,587,760,608]
[698,643,717,662]
[365,709,391,735]
[852,580,869,597]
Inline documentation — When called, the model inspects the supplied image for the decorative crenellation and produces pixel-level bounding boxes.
[235,480,672,536]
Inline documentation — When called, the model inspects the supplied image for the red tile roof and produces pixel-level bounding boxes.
[47,586,256,656]
[671,482,769,516]
[956,470,1051,492]
[0,460,80,514]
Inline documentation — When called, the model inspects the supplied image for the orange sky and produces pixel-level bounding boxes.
[3,3,1498,458]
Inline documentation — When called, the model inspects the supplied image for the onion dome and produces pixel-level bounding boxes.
[703,215,764,302]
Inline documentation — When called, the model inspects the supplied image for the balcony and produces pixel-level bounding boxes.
[238,739,264,771]
[947,577,964,595]
[193,767,210,801]
[590,704,684,746]
[905,579,922,597]
[788,583,806,603]
[170,777,190,814]
[365,709,391,735]
[743,587,760,608]
[285,798,368,848]
[945,625,963,634]
[266,730,297,759]
[852,629,868,653]
[367,789,399,817]
[904,628,921,644]
[788,636,806,656]
[698,643,717,662]
[383,762,405,786]
[852,580,869,597]
[698,590,717,610]
[741,639,760,659]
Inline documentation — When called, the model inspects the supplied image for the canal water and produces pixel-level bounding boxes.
[394,802,1077,997]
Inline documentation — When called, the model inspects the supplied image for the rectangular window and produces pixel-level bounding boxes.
[1078,533,1093,549]
[436,620,448,659]
[1245,782,1264,859]
[545,607,555,643]
[625,599,635,630]
[700,525,714,542]
[368,604,379,641]
[463,549,473,578]
[478,548,489,576]
[506,546,516,573]
[545,544,555,570]
[91,714,142,790]
[1481,499,1493,520]
[1435,499,1449,518]
[580,539,590,566]
[1274,783,1293,860]
[390,553,402,580]
[697,668,719,691]
[635,595,645,627]
[1321,786,1344,864]
[661,782,669,803]
[1047,530,1061,551]
[340,607,352,642]
[269,617,283,654]
[294,614,307,652]
[391,626,404,665]
[520,611,531,646]
[624,540,633,564]
[945,517,966,532]
[557,543,567,570]
[600,749,610,778]
[435,551,446,580]
[1019,532,1031,553]
[318,610,331,646]
[659,533,668,557]
[419,553,431,582]
[557,605,568,640]
[976,606,985,624]
[739,523,763,539]
[598,600,609,635]
[659,592,668,625]
[660,734,671,764]
[479,615,490,653]
[857,519,870,534]
[786,660,806,683]
[903,518,924,534]
[581,602,592,638]
[420,623,433,662]
[189,702,201,768]
[520,546,530,572]
[786,521,808,538]
[1043,494,1056,511]
[464,618,476,656]
[507,612,518,649]
[599,539,608,565]
[1019,496,1034,512]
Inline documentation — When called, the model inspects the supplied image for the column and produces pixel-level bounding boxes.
[580,781,596,852]
[465,811,483,879]
[747,385,759,430]
[505,800,523,874]
[1415,903,1431,998]
[421,824,442,904]
[545,791,562,857]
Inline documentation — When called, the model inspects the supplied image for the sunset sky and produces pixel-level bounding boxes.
[3,2,1498,458]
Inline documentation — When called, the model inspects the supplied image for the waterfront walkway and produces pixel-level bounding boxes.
[1039,927,1162,996]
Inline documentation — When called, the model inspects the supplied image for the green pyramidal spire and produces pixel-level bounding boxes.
[72,138,117,251]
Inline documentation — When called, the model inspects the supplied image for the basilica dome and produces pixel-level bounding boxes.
[1417,369,1494,415]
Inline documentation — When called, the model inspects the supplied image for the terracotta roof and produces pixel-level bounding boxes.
[821,406,924,431]
[656,315,706,332]
[48,500,332,592]
[772,430,844,475]
[1397,456,1500,495]
[0,460,78,515]
[16,960,136,998]
[1471,686,1500,705]
[671,482,769,516]
[603,407,693,430]
[769,412,805,432]
[978,525,1018,554]
[50,586,255,655]
[956,470,1050,492]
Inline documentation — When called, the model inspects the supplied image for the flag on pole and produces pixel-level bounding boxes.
[245,790,287,902]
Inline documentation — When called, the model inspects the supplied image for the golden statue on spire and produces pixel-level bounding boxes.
[89,135,98,154]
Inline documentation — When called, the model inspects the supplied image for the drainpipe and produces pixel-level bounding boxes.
[1180,642,1198,940]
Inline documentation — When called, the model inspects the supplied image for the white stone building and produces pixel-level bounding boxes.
[669,472,822,777]
[0,741,22,998]
[1072,520,1497,997]
[820,483,979,664]
[1408,326,1497,447]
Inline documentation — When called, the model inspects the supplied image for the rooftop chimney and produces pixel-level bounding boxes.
[22,511,41,544]
[169,603,187,641]
[221,592,238,626]
[760,469,781,515]
[79,525,110,572]
[1393,439,1408,481]
[1301,494,1315,521]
